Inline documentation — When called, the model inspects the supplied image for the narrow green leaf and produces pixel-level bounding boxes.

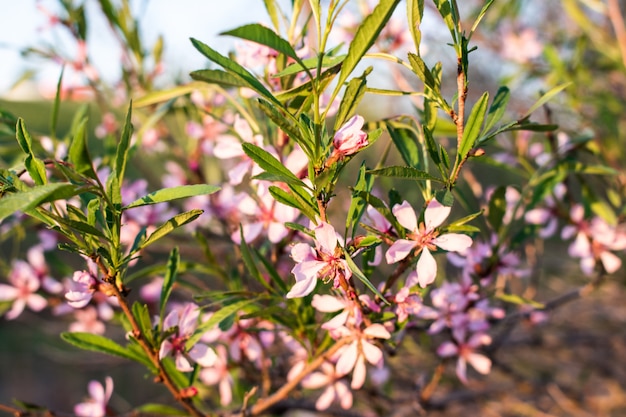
[387,124,420,168]
[188,298,259,347]
[159,247,179,326]
[274,55,346,77]
[132,302,155,346]
[469,0,496,40]
[342,250,387,303]
[483,86,510,134]
[24,155,47,186]
[523,83,571,118]
[0,184,81,223]
[256,98,311,156]
[190,37,281,106]
[487,186,507,232]
[255,249,288,294]
[263,0,281,31]
[115,102,133,185]
[61,332,150,365]
[367,166,443,182]
[334,67,372,130]
[51,67,64,139]
[268,185,317,222]
[346,162,373,238]
[242,142,305,187]
[15,118,33,154]
[335,0,401,89]
[69,119,97,177]
[407,0,425,52]
[240,228,274,293]
[190,69,252,89]
[408,53,436,90]
[124,184,220,209]
[139,209,204,250]
[458,92,489,163]
[134,404,185,416]
[221,24,307,72]
[133,82,204,108]
[496,293,544,309]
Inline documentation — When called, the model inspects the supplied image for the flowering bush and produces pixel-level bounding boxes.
[1,0,625,416]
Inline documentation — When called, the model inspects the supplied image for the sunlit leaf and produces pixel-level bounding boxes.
[124,184,220,209]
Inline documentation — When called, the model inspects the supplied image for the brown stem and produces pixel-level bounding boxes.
[420,362,445,404]
[233,337,351,417]
[91,256,206,417]
[455,58,466,151]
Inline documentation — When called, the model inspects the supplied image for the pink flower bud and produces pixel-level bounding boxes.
[333,115,368,156]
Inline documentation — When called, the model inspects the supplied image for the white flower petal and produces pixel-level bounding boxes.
[416,248,437,288]
[424,199,451,230]
[385,239,416,264]
[433,233,473,252]
[392,201,417,232]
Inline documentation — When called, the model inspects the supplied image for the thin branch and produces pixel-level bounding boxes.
[608,0,626,69]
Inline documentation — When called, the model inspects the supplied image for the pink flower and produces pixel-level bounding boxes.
[332,115,368,157]
[0,260,47,320]
[69,306,106,335]
[386,199,473,287]
[199,345,233,406]
[302,361,353,410]
[65,270,98,309]
[74,376,113,417]
[286,222,352,299]
[437,333,492,384]
[334,323,391,389]
[159,304,218,372]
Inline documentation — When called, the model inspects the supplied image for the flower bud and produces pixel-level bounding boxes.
[333,115,368,156]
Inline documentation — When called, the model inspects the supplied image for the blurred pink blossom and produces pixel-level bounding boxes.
[74,376,113,417]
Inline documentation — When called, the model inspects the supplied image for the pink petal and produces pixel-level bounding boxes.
[600,251,622,274]
[26,294,47,312]
[291,243,316,263]
[361,341,383,366]
[437,341,459,357]
[350,355,367,389]
[336,381,353,409]
[5,300,26,320]
[0,284,18,300]
[175,353,194,372]
[385,239,416,264]
[213,135,244,159]
[315,386,335,410]
[335,342,358,376]
[286,275,318,299]
[311,295,346,312]
[267,221,288,243]
[219,378,233,406]
[433,233,473,252]
[392,201,417,232]
[466,352,491,375]
[455,357,468,384]
[416,248,437,287]
[569,233,591,257]
[424,199,451,230]
[302,372,330,389]
[159,340,172,360]
[363,323,391,339]
[315,222,338,254]
[189,344,217,367]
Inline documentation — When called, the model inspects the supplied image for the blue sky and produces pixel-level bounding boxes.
[0,0,268,97]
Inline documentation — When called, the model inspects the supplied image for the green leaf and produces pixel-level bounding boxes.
[0,183,81,223]
[133,82,204,108]
[407,53,436,90]
[132,302,155,345]
[523,83,571,118]
[268,185,317,222]
[458,91,489,161]
[51,67,64,139]
[346,162,373,238]
[138,209,204,251]
[61,332,152,367]
[335,0,401,90]
[159,247,179,327]
[256,98,311,156]
[220,23,307,72]
[134,404,185,416]
[387,123,420,168]
[15,118,33,154]
[255,249,288,294]
[240,227,272,293]
[190,37,281,106]
[487,186,507,232]
[367,166,443,182]
[334,67,372,131]
[188,298,259,347]
[242,142,305,187]
[496,293,544,309]
[483,86,510,134]
[469,0,495,40]
[407,0,425,52]
[69,118,97,177]
[342,249,387,303]
[274,54,346,77]
[124,184,220,209]
[24,155,47,186]
[115,102,133,185]
[190,69,252,89]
